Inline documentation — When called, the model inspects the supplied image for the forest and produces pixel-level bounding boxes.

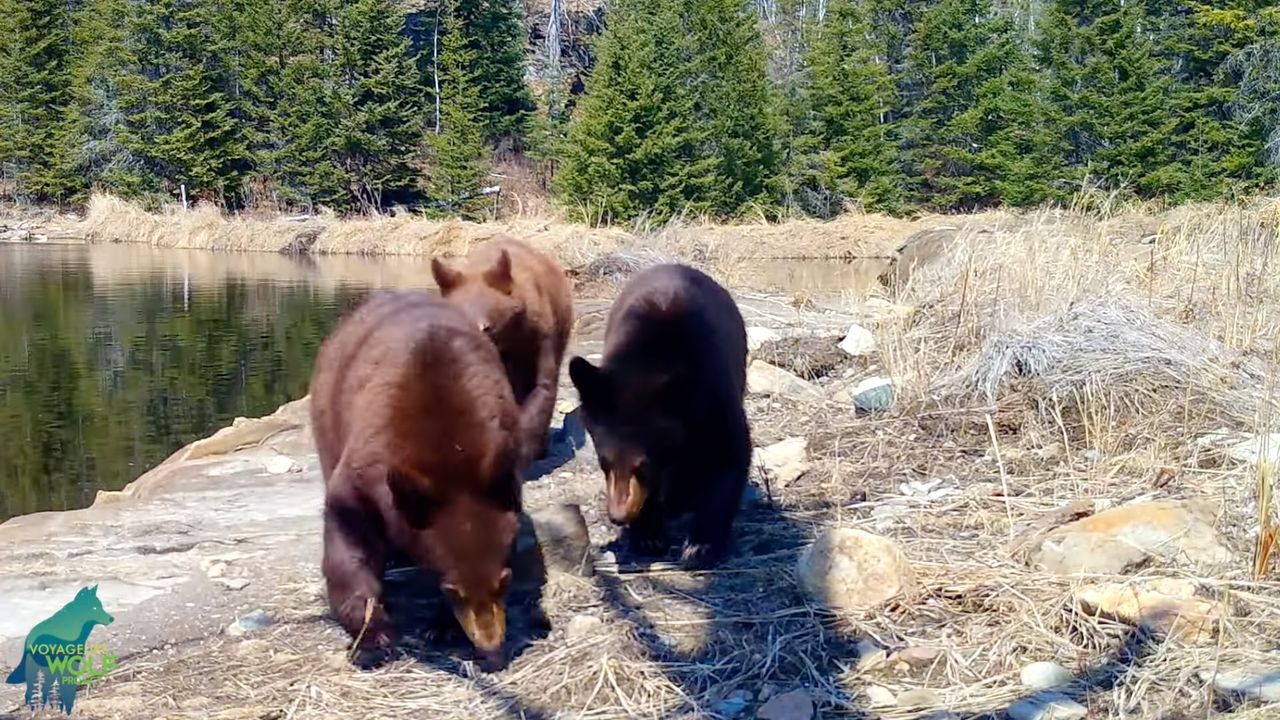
[0,0,1278,222]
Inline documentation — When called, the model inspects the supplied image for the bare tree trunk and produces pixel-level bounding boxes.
[548,0,563,77]
[432,4,442,134]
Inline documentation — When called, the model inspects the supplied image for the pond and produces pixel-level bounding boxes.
[0,243,441,521]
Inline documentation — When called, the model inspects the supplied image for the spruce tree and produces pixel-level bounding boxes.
[452,0,535,144]
[0,0,77,202]
[120,0,249,203]
[797,0,903,214]
[1039,1,1179,196]
[420,0,489,214]
[554,0,706,223]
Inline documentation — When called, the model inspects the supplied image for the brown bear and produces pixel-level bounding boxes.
[431,237,574,470]
[309,290,522,670]
[568,264,751,570]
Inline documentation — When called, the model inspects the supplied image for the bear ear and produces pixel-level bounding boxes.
[569,356,607,407]
[431,257,463,294]
[482,250,514,295]
[387,469,438,530]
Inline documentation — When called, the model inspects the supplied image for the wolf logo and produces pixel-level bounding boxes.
[4,585,115,714]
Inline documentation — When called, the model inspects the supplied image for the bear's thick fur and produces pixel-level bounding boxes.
[310,290,522,669]
[431,237,573,469]
[568,264,751,570]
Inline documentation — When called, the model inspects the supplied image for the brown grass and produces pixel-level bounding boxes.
[53,195,1280,719]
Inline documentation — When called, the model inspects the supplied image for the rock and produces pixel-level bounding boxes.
[713,689,753,718]
[1197,430,1280,466]
[837,324,876,357]
[1006,694,1087,720]
[264,455,300,474]
[215,577,250,591]
[1076,578,1223,642]
[747,326,782,353]
[1029,500,1233,575]
[206,562,228,579]
[755,437,810,488]
[565,614,603,640]
[864,685,897,708]
[893,646,941,667]
[797,528,915,613]
[225,609,274,637]
[851,298,917,326]
[1020,661,1073,690]
[527,504,594,576]
[1198,666,1280,702]
[756,689,813,720]
[896,688,942,708]
[747,360,823,402]
[851,377,894,412]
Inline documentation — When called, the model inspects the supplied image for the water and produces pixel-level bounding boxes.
[0,243,439,521]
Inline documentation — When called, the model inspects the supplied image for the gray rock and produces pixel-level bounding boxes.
[756,688,813,720]
[1007,694,1087,720]
[852,377,894,411]
[1199,666,1280,702]
[1020,661,1073,690]
[225,609,274,637]
[214,577,250,591]
[1030,499,1234,575]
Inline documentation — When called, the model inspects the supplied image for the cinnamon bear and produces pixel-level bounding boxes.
[431,237,574,470]
[309,290,522,670]
[568,264,751,570]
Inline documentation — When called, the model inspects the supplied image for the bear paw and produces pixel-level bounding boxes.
[678,541,725,571]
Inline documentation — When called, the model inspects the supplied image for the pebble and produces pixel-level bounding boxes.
[712,689,753,718]
[894,646,941,667]
[864,684,896,708]
[264,455,300,474]
[206,561,228,578]
[225,609,274,637]
[1020,661,1073,690]
[896,688,942,708]
[756,689,813,720]
[1006,693,1087,720]
[215,577,251,591]
[837,323,876,357]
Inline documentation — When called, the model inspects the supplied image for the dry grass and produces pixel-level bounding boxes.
[53,196,1280,719]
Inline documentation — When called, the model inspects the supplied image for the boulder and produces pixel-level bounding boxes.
[1076,578,1223,642]
[747,360,823,402]
[797,528,915,613]
[755,437,810,488]
[1029,500,1234,575]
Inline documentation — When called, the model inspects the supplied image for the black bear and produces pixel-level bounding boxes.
[310,290,522,670]
[568,264,751,570]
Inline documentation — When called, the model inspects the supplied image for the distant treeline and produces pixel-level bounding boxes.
[0,0,1277,222]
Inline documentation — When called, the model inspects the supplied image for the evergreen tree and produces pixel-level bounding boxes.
[120,0,249,203]
[554,0,707,223]
[452,0,535,144]
[899,0,1063,209]
[794,0,903,214]
[421,0,489,214]
[685,0,778,215]
[322,0,425,211]
[0,0,77,201]
[1039,1,1179,196]
[60,0,145,199]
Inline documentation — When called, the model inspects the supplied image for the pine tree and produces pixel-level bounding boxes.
[685,0,778,215]
[554,0,707,223]
[120,0,249,203]
[795,0,903,214]
[420,0,489,214]
[452,0,535,144]
[0,0,77,202]
[60,0,145,199]
[899,0,1062,209]
[1039,1,1179,196]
